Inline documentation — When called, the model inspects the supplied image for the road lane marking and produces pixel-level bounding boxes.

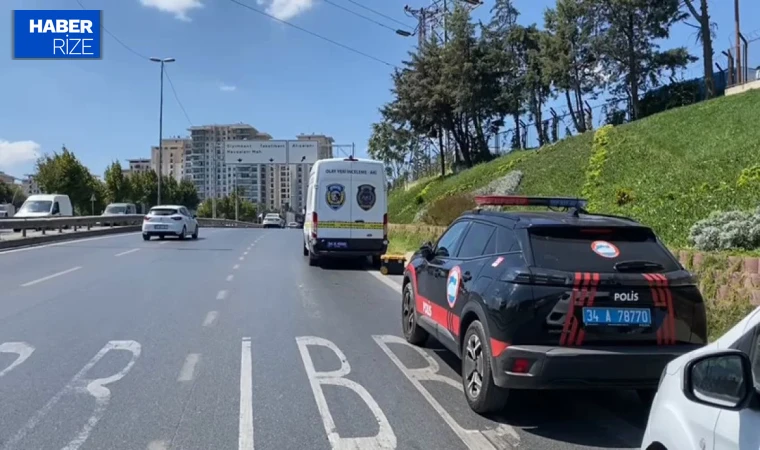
[147,440,168,450]
[115,248,140,257]
[21,266,82,287]
[217,290,228,300]
[233,264,240,270]
[202,311,219,327]
[239,337,254,450]
[0,342,35,378]
[0,232,141,256]
[244,251,249,255]
[239,256,245,261]
[178,354,201,382]
[373,335,520,449]
[159,241,169,245]
[296,336,397,449]
[227,275,234,282]
[2,340,141,450]
[366,271,402,296]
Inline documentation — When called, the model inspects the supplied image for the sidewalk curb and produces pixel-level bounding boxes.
[0,226,140,251]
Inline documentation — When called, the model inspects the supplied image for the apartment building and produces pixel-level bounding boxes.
[0,171,15,185]
[151,137,190,181]
[186,124,272,204]
[21,174,41,195]
[126,158,151,175]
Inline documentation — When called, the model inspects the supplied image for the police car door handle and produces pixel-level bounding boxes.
[462,271,472,282]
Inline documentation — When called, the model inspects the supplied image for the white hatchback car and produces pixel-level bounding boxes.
[641,306,760,450]
[142,205,199,241]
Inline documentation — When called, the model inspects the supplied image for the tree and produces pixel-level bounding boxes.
[682,0,716,98]
[175,179,200,210]
[35,146,98,214]
[542,0,601,133]
[593,0,695,120]
[0,181,26,208]
[103,161,130,203]
[367,120,418,181]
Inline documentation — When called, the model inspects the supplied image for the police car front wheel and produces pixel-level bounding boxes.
[462,321,509,414]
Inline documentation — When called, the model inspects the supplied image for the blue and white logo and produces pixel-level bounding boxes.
[591,240,620,259]
[13,10,102,59]
[446,266,462,308]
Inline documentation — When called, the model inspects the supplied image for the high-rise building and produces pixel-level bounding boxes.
[21,174,41,195]
[151,137,191,181]
[186,124,272,205]
[127,158,151,175]
[0,171,15,185]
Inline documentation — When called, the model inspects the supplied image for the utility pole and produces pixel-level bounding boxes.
[149,57,175,205]
[735,0,741,84]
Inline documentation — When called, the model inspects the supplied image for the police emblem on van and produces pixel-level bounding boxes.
[356,184,376,211]
[325,184,346,211]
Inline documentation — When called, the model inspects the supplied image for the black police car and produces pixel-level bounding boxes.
[401,195,707,414]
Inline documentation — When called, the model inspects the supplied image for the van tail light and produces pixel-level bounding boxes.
[311,212,318,239]
[383,213,388,240]
[143,216,151,221]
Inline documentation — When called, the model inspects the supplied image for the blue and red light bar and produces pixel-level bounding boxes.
[474,195,588,210]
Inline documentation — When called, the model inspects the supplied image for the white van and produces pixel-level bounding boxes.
[303,157,388,266]
[13,194,74,232]
[15,194,73,218]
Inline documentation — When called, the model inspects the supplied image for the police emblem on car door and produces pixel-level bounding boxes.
[356,184,376,211]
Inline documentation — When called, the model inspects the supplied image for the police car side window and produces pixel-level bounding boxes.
[496,227,518,253]
[435,221,469,258]
[457,222,496,258]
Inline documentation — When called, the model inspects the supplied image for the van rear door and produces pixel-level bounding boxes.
[349,161,385,240]
[316,160,352,241]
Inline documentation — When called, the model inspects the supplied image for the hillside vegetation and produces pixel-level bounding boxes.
[389,89,760,250]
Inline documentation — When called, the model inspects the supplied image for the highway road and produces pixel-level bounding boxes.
[0,228,650,450]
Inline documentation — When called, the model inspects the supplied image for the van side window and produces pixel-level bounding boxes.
[52,202,60,214]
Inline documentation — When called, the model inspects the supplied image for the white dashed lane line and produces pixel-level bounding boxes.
[239,337,254,450]
[366,271,403,296]
[20,266,82,288]
[226,274,234,282]
[202,311,218,327]
[233,264,240,270]
[114,248,140,257]
[216,290,228,300]
[177,354,200,382]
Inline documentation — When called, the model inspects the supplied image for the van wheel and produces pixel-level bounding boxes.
[371,255,382,269]
[142,234,150,241]
[308,250,320,267]
[303,242,309,256]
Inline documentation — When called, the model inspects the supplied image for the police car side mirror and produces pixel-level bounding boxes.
[419,242,433,260]
[683,350,753,410]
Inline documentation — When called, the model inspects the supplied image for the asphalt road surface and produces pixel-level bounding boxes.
[0,228,651,450]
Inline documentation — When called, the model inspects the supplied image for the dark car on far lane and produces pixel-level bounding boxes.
[401,195,708,414]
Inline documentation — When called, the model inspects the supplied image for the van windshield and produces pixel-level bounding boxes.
[19,200,52,213]
[104,205,127,214]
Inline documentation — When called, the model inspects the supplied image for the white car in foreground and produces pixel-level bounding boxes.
[641,307,760,450]
[142,205,199,241]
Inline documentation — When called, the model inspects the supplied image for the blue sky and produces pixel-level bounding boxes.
[0,0,756,180]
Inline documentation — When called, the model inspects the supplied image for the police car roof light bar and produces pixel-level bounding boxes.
[474,195,588,210]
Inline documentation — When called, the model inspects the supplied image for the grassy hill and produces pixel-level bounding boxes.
[389,89,760,250]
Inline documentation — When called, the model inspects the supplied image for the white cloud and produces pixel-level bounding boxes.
[139,0,203,21]
[265,0,315,20]
[0,140,40,171]
[219,83,237,92]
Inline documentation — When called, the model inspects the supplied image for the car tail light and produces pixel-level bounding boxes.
[143,216,151,221]
[172,216,183,221]
[511,358,532,374]
[383,213,388,240]
[311,212,318,239]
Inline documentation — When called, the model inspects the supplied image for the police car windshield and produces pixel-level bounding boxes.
[528,226,680,273]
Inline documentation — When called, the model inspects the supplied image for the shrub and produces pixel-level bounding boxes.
[422,193,476,226]
[689,206,760,251]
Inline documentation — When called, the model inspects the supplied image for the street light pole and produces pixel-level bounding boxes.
[150,57,175,205]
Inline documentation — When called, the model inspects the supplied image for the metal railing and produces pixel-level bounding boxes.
[0,215,261,237]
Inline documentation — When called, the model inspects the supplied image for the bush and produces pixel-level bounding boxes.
[422,193,476,226]
[689,207,760,251]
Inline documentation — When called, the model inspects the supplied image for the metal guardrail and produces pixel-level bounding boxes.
[0,215,262,237]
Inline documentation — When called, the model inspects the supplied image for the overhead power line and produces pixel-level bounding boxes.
[321,0,399,33]
[74,0,193,126]
[342,0,413,30]
[226,0,397,68]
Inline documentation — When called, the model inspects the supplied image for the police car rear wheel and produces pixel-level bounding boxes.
[402,283,428,345]
[462,321,509,414]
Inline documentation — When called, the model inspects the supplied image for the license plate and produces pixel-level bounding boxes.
[327,241,348,249]
[582,307,651,326]
[154,225,169,230]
